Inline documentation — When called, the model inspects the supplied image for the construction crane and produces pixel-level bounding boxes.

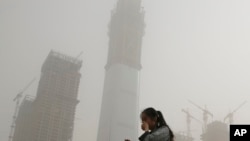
[224,101,247,124]
[188,100,213,130]
[8,78,36,141]
[75,51,83,60]
[68,51,83,71]
[72,51,83,64]
[182,109,203,138]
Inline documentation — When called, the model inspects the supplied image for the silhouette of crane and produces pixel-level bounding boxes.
[8,78,36,141]
[182,109,202,138]
[75,51,83,60]
[224,101,247,124]
[188,100,213,131]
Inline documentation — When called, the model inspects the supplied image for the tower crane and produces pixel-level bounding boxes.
[182,109,203,138]
[72,51,83,64]
[8,78,36,141]
[188,100,213,130]
[224,101,247,124]
[75,51,83,60]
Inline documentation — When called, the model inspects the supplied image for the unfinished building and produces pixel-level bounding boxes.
[12,50,82,141]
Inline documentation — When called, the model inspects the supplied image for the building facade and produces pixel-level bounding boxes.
[12,50,82,141]
[12,96,34,141]
[97,0,145,141]
[201,121,229,141]
[30,51,82,141]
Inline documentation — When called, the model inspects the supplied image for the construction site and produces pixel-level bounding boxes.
[175,100,247,141]
[3,0,249,141]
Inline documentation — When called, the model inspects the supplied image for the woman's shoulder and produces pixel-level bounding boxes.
[151,126,170,136]
[139,126,171,141]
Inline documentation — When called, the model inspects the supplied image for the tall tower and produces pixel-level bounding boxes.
[30,50,82,141]
[97,0,145,141]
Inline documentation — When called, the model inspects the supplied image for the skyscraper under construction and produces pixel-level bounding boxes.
[12,96,34,141]
[12,50,82,141]
[97,0,145,141]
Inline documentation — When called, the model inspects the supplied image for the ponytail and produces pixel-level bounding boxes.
[156,111,167,127]
[156,111,174,141]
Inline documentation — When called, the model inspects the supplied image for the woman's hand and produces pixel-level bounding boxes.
[141,122,149,131]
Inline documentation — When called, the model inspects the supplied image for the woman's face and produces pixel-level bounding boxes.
[140,112,157,130]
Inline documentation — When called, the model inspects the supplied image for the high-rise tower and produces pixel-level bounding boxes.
[30,50,82,141]
[97,0,145,141]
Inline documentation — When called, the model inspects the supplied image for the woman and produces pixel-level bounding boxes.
[138,107,174,141]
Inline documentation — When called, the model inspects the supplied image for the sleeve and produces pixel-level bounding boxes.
[139,131,154,141]
[153,127,170,141]
[139,127,170,141]
[142,134,155,141]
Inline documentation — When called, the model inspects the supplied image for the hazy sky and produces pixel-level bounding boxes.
[1,0,250,141]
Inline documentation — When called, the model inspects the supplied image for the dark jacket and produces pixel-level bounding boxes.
[139,126,170,141]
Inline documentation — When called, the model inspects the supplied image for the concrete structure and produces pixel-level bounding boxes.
[97,0,145,141]
[12,96,34,141]
[201,121,229,141]
[11,50,82,141]
[30,50,82,141]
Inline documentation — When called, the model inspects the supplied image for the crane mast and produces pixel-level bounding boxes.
[188,100,213,130]
[224,101,247,124]
[182,108,202,137]
[8,78,35,141]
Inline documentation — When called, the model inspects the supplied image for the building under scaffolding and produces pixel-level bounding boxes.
[97,0,145,141]
[201,121,229,141]
[12,50,82,141]
[12,96,34,141]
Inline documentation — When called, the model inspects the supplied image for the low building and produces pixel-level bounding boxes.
[12,96,34,141]
[201,121,229,141]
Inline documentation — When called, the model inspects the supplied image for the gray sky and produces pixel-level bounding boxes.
[1,0,250,141]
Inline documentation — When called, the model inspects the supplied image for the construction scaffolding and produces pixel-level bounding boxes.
[11,50,82,141]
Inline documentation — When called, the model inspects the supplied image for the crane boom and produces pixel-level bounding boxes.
[13,78,36,101]
[188,100,213,117]
[224,101,247,123]
[182,109,202,123]
[21,78,36,93]
[232,101,247,113]
[75,51,83,60]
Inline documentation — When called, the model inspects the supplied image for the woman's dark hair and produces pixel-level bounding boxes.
[141,107,174,141]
